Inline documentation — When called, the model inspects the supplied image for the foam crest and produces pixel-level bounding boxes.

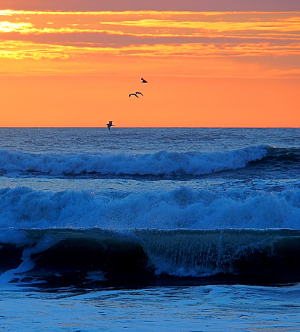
[0,145,267,177]
[0,186,299,230]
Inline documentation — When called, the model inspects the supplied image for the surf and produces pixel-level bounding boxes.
[0,228,299,287]
[0,145,268,178]
[0,186,299,229]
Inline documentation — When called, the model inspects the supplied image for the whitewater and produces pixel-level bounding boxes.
[0,127,299,331]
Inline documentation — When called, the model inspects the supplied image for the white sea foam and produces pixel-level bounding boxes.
[0,145,267,176]
[0,186,299,231]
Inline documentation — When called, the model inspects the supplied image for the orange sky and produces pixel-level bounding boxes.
[0,9,299,127]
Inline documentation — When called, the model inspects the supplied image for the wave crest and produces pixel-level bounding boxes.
[0,145,268,177]
[0,186,299,230]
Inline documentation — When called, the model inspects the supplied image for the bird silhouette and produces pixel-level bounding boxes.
[141,78,148,83]
[129,93,139,98]
[135,92,143,96]
[106,121,114,130]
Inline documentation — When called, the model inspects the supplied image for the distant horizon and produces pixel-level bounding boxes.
[1,126,299,129]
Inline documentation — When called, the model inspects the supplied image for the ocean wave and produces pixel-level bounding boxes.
[261,146,300,165]
[0,228,299,286]
[0,146,268,178]
[0,186,299,230]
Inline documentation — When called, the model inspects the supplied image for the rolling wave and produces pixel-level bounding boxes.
[260,146,300,165]
[0,186,299,230]
[0,145,269,178]
[0,228,299,286]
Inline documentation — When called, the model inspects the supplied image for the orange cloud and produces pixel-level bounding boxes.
[0,9,297,128]
[0,10,299,78]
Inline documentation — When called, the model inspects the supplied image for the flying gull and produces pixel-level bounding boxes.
[129,93,139,98]
[106,121,114,130]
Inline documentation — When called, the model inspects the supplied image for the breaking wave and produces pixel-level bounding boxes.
[0,142,299,288]
[0,228,299,286]
[0,185,299,230]
[0,145,269,178]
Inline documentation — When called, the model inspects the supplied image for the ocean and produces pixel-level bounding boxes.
[0,127,299,331]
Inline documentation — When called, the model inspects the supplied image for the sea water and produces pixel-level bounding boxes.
[0,127,299,331]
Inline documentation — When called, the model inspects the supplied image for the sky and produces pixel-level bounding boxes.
[0,1,299,127]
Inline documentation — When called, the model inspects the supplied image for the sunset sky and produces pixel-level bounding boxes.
[0,0,299,127]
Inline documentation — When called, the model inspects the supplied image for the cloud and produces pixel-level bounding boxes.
[0,11,299,56]
[0,0,300,11]
[0,10,299,78]
[0,21,33,32]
